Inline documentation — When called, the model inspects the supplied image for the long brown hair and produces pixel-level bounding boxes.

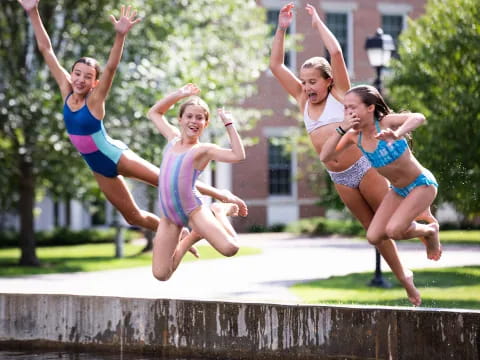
[346,85,392,120]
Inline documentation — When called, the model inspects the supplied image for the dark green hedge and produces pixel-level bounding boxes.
[0,227,140,248]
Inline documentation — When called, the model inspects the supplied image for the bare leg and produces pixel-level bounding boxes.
[151,219,182,281]
[117,149,160,187]
[210,202,239,236]
[94,172,159,231]
[385,186,441,261]
[189,206,240,257]
[336,169,420,306]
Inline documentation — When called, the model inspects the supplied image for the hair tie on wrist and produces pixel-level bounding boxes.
[336,126,346,136]
[224,122,233,127]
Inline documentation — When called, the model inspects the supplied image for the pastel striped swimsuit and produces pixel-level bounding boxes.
[63,93,128,177]
[158,138,203,227]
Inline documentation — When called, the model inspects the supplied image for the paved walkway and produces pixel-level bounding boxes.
[1,233,479,304]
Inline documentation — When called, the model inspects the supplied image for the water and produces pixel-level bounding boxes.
[0,350,212,360]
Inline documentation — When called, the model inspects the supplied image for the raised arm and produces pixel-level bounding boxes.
[376,113,426,143]
[306,3,350,96]
[269,2,303,102]
[88,5,141,115]
[147,84,200,141]
[18,0,71,98]
[203,109,246,165]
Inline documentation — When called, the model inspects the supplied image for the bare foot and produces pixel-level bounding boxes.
[401,269,421,307]
[180,228,201,258]
[211,202,239,217]
[423,222,442,261]
[416,208,438,245]
[220,190,248,217]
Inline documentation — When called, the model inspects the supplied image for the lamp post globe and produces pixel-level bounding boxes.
[364,28,396,288]
[365,28,396,93]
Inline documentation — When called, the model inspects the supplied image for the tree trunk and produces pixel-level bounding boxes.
[141,191,156,253]
[18,157,40,266]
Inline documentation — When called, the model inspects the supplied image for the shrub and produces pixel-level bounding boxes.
[0,227,141,248]
[286,217,365,237]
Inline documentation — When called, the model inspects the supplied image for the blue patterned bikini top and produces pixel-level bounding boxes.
[357,120,408,168]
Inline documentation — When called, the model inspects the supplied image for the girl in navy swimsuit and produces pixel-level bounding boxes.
[270,2,425,306]
[321,85,442,270]
[19,0,248,238]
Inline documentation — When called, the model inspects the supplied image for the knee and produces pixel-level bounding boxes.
[366,229,384,246]
[220,239,240,257]
[121,209,144,227]
[152,267,173,282]
[385,224,404,240]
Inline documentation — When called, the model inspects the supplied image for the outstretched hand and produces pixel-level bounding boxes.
[218,108,234,126]
[305,3,321,27]
[278,2,294,30]
[17,0,39,12]
[110,5,141,35]
[375,128,400,144]
[179,83,200,97]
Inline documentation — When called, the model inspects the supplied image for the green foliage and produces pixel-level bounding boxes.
[388,0,480,217]
[0,0,270,250]
[0,227,141,248]
[286,216,365,237]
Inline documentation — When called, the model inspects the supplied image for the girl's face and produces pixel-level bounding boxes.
[179,104,208,138]
[71,62,98,95]
[344,92,374,125]
[299,67,332,104]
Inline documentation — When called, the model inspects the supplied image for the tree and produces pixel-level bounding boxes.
[0,0,270,265]
[388,0,480,218]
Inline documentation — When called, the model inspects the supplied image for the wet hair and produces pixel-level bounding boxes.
[71,57,101,80]
[179,96,210,122]
[301,56,333,91]
[301,56,332,79]
[346,85,392,120]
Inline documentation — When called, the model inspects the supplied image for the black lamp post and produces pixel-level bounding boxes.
[365,28,395,288]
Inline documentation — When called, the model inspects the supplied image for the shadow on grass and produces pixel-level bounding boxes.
[293,266,480,310]
[302,267,480,289]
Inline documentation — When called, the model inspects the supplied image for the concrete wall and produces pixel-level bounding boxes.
[0,293,479,359]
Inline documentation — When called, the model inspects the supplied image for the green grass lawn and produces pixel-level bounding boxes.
[0,243,261,277]
[291,266,480,310]
[436,230,480,245]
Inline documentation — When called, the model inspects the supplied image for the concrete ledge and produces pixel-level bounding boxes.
[0,293,479,359]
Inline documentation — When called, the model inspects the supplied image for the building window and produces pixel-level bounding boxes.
[267,9,291,68]
[268,139,291,195]
[382,14,403,57]
[326,13,348,67]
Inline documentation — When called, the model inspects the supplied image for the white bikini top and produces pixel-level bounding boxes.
[303,93,344,134]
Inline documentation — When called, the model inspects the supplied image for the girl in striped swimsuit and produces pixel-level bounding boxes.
[147,84,246,281]
[19,0,247,238]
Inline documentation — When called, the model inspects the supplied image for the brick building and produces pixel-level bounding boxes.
[230,0,427,232]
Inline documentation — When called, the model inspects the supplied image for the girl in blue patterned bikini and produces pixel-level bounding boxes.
[270,3,426,306]
[18,0,247,240]
[320,85,442,265]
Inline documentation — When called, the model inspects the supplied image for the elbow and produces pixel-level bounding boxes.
[415,113,426,125]
[329,48,343,60]
[146,108,154,120]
